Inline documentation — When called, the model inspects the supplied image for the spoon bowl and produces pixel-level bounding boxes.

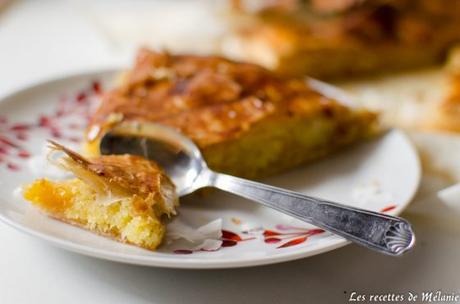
[100,122,206,196]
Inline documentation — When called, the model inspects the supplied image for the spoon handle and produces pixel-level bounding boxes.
[208,171,415,256]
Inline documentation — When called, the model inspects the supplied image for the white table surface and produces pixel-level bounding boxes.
[1,1,460,303]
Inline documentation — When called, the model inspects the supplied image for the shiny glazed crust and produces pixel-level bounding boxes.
[50,141,176,210]
[424,46,460,133]
[425,73,460,132]
[225,0,460,78]
[86,49,378,179]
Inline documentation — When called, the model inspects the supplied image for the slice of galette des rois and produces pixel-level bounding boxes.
[23,141,179,250]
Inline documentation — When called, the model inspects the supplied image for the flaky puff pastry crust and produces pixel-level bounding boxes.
[86,49,378,179]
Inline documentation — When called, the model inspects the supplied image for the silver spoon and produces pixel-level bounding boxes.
[100,122,415,256]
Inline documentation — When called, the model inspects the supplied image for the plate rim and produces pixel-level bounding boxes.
[0,70,422,269]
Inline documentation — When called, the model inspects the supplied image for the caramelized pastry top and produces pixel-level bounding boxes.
[233,0,460,46]
[49,141,174,201]
[88,49,371,147]
[443,73,460,109]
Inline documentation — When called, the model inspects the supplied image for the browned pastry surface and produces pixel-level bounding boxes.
[226,0,460,78]
[425,73,460,132]
[86,49,378,179]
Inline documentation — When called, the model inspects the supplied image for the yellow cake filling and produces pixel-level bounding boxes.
[24,178,165,250]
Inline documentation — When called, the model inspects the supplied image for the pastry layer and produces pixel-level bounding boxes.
[86,49,378,179]
[23,142,178,250]
[224,0,460,79]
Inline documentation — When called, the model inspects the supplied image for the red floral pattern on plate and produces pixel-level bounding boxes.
[173,204,398,254]
[380,205,396,213]
[263,225,325,248]
[0,81,102,171]
[174,225,327,254]
[173,229,256,254]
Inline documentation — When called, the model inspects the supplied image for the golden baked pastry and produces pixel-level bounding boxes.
[85,48,378,180]
[23,141,178,250]
[425,73,460,132]
[424,45,460,132]
[224,0,460,79]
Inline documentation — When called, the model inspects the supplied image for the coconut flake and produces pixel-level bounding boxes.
[438,183,460,212]
[13,186,23,200]
[166,218,223,251]
[167,218,222,242]
[193,239,223,252]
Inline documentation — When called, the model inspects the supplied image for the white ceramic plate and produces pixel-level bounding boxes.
[0,71,421,269]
